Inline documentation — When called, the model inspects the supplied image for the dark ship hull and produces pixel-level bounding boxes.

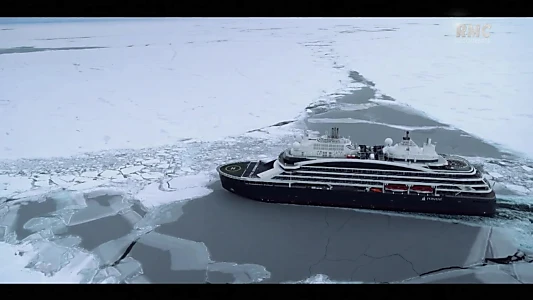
[218,161,497,217]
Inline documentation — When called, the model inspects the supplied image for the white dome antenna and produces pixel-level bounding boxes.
[384,138,393,146]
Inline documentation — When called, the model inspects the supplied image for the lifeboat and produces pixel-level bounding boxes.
[384,184,408,192]
[370,187,383,193]
[346,154,359,159]
[410,185,434,193]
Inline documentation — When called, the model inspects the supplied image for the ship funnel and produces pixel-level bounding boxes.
[330,127,340,139]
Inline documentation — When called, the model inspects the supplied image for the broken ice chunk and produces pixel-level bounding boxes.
[53,246,100,283]
[50,191,87,211]
[113,257,144,282]
[521,165,533,173]
[68,180,108,191]
[25,240,77,276]
[0,227,5,243]
[84,189,122,199]
[33,180,51,188]
[81,171,99,178]
[137,232,210,271]
[97,275,121,284]
[111,177,128,184]
[140,172,164,180]
[167,173,213,190]
[125,275,150,283]
[50,177,72,188]
[208,262,271,283]
[58,175,76,182]
[180,166,193,173]
[126,174,144,181]
[133,201,185,229]
[404,265,520,283]
[99,170,122,179]
[53,235,82,248]
[21,228,55,243]
[142,159,160,166]
[0,205,19,243]
[92,266,122,283]
[488,171,503,178]
[119,208,143,226]
[156,163,170,169]
[514,263,533,283]
[136,174,212,209]
[504,184,530,195]
[487,227,519,258]
[51,209,77,226]
[0,175,32,198]
[120,166,145,175]
[10,188,54,200]
[67,196,132,226]
[91,234,138,268]
[23,216,68,235]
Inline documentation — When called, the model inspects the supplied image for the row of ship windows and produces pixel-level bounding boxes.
[313,144,345,151]
[301,167,479,178]
[282,172,485,185]
[274,176,481,190]
[268,177,490,191]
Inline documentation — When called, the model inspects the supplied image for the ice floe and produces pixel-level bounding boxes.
[522,165,533,173]
[0,239,99,283]
[136,173,214,209]
[99,170,122,179]
[0,175,32,198]
[120,166,145,175]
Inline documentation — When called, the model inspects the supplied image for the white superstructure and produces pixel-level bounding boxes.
[289,127,359,158]
[382,131,447,165]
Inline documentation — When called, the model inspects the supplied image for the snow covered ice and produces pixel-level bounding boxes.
[0,19,352,160]
[0,17,532,283]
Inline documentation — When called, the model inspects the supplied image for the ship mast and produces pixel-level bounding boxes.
[404,131,410,162]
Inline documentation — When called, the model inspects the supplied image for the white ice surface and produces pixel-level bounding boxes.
[311,18,533,158]
[0,19,353,160]
[1,18,532,161]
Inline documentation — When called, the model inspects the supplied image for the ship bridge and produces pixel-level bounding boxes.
[289,127,359,159]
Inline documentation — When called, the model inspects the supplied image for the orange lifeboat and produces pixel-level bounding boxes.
[370,187,383,193]
[411,185,434,193]
[385,184,408,192]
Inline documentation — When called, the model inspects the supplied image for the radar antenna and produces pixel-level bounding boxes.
[402,131,410,141]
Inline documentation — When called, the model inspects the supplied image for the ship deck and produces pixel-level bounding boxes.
[218,160,274,178]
